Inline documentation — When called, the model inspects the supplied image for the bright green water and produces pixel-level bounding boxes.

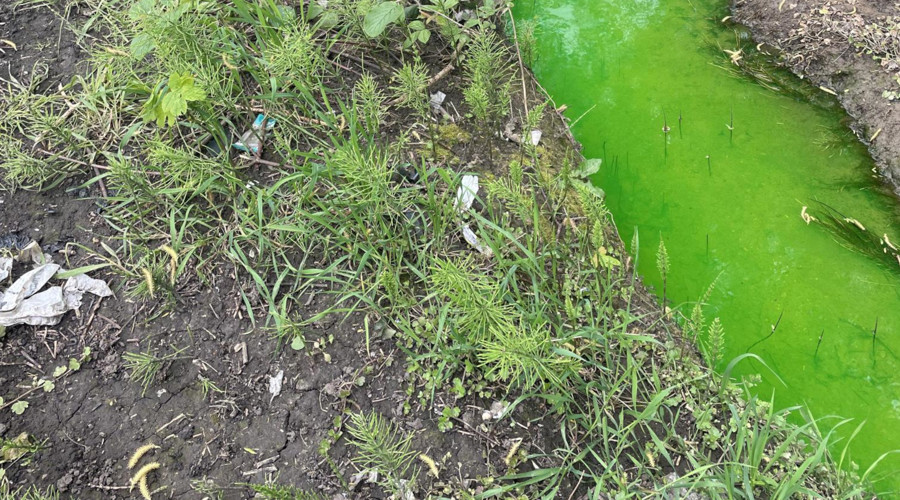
[516,0,900,494]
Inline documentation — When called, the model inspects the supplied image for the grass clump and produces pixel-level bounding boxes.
[346,412,418,497]
[0,0,888,498]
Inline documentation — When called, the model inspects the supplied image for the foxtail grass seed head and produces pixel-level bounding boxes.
[128,443,159,469]
[130,462,160,487]
[504,438,523,466]
[419,453,440,477]
[141,268,155,296]
[139,476,152,500]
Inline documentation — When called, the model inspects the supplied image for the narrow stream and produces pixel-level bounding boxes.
[515,0,900,493]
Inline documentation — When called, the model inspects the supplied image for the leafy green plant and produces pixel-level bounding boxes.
[420,0,468,49]
[346,411,418,496]
[463,30,513,162]
[516,19,538,67]
[140,72,207,127]
[246,480,326,500]
[363,1,404,38]
[705,317,725,368]
[0,433,46,466]
[657,237,670,309]
[0,482,59,500]
[404,19,432,49]
[391,60,435,157]
[354,73,386,135]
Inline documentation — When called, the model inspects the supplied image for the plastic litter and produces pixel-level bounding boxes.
[233,114,277,155]
[268,369,284,403]
[454,175,479,213]
[462,224,493,257]
[0,263,60,312]
[430,91,446,112]
[17,241,47,265]
[452,175,493,257]
[63,274,114,309]
[395,164,420,183]
[0,232,31,252]
[0,262,113,328]
[0,257,11,282]
[530,130,542,146]
[0,287,68,327]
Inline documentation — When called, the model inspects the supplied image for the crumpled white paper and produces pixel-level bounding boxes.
[462,224,493,257]
[454,175,479,213]
[269,369,284,403]
[0,262,113,327]
[63,274,113,309]
[0,263,60,312]
[454,175,493,257]
[0,257,11,282]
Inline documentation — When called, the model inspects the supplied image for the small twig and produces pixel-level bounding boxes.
[87,484,131,491]
[237,155,282,168]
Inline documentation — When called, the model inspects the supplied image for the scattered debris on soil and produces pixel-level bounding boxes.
[0,0,887,498]
[732,0,900,193]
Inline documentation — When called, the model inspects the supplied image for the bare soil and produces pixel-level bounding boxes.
[732,0,900,194]
[0,4,562,499]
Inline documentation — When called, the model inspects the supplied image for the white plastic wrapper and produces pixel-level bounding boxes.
[269,369,284,403]
[454,175,479,213]
[462,224,493,257]
[0,263,60,312]
[0,257,11,282]
[0,265,113,327]
[0,286,69,326]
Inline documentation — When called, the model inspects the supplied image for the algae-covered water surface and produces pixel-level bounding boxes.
[516,0,900,493]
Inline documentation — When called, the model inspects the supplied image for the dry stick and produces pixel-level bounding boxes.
[326,46,382,75]
[238,155,281,168]
[325,55,360,76]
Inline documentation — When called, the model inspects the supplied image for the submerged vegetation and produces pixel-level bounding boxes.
[0,0,890,497]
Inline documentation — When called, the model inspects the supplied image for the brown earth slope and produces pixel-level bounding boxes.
[732,0,900,193]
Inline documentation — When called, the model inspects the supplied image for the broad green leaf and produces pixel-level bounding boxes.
[55,263,111,280]
[142,72,206,127]
[291,336,305,351]
[11,401,28,415]
[363,2,403,38]
[598,253,622,268]
[69,358,81,372]
[130,32,155,60]
[53,365,67,377]
[307,3,324,19]
[578,180,605,199]
[42,381,55,392]
[574,158,602,178]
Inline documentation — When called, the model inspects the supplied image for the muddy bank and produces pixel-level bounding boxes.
[732,0,900,194]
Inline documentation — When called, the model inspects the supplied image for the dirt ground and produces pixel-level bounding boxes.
[0,3,560,498]
[731,0,900,195]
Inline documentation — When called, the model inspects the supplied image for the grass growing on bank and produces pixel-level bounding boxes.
[0,0,890,497]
